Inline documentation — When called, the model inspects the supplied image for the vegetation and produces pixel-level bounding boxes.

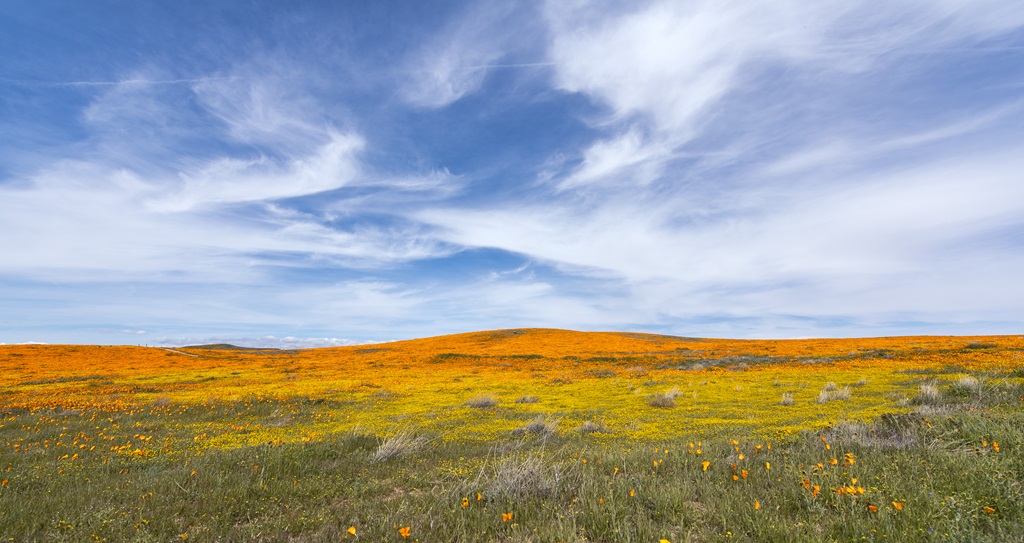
[2,329,1023,541]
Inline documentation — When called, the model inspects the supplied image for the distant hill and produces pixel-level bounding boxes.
[180,343,280,351]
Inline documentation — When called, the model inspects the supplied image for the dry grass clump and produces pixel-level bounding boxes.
[579,419,609,434]
[648,387,681,408]
[780,392,795,406]
[817,385,852,404]
[478,453,574,501]
[513,415,558,436]
[373,432,426,462]
[514,395,540,404]
[465,394,499,408]
[914,383,942,405]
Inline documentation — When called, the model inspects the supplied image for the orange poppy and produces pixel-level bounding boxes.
[701,461,710,471]
[347,526,357,536]
[502,512,514,523]
[398,526,411,539]
[891,501,904,511]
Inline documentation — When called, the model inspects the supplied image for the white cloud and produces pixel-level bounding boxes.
[400,2,535,107]
[148,131,364,212]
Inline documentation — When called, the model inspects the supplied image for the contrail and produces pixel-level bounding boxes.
[0,76,230,88]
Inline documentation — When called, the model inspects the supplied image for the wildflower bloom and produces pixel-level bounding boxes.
[348,526,357,536]
[812,485,821,497]
[765,462,771,471]
[1,479,7,487]
[701,461,710,471]
[741,469,748,479]
[754,500,761,510]
[477,492,482,501]
[992,441,1000,452]
[868,504,878,513]
[462,497,469,508]
[630,489,636,497]
[502,512,514,523]
[983,506,996,514]
[801,478,811,489]
[892,501,904,511]
[398,526,411,539]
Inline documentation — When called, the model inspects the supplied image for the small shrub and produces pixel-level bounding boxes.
[514,395,539,404]
[514,415,558,436]
[822,381,838,392]
[584,369,617,378]
[648,388,680,408]
[466,394,499,408]
[780,392,794,406]
[626,366,649,378]
[579,419,609,434]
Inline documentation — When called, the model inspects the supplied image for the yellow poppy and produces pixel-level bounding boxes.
[701,461,710,471]
[347,526,357,536]
[462,497,469,508]
[754,500,760,510]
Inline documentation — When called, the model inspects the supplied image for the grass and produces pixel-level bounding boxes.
[2,330,1023,541]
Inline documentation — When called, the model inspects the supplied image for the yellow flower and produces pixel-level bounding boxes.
[829,457,838,465]
[477,492,482,501]
[992,441,1000,452]
[738,454,745,461]
[660,539,671,543]
[891,501,904,511]
[765,461,771,471]
[754,500,761,510]
[630,489,636,497]
[701,461,710,471]
[599,498,604,505]
[741,469,748,479]
[811,485,820,498]
[983,506,996,514]
[347,526,357,536]
[462,497,469,508]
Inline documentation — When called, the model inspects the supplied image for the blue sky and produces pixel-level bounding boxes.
[2,1,1024,346]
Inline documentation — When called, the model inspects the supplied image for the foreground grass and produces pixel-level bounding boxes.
[2,332,1023,541]
[2,382,1022,542]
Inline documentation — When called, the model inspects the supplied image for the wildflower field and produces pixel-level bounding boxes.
[2,329,1023,542]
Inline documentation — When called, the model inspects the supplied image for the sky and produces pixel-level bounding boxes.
[2,1,1024,347]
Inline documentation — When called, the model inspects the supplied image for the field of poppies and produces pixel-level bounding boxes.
[2,329,1023,541]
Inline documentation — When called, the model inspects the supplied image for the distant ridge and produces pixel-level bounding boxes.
[181,343,280,351]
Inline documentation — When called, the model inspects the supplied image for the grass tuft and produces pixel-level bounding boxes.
[465,394,499,408]
[373,432,426,462]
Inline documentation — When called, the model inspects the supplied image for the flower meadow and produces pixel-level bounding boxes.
[1,329,1023,541]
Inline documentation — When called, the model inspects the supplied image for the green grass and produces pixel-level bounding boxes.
[2,376,1023,542]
